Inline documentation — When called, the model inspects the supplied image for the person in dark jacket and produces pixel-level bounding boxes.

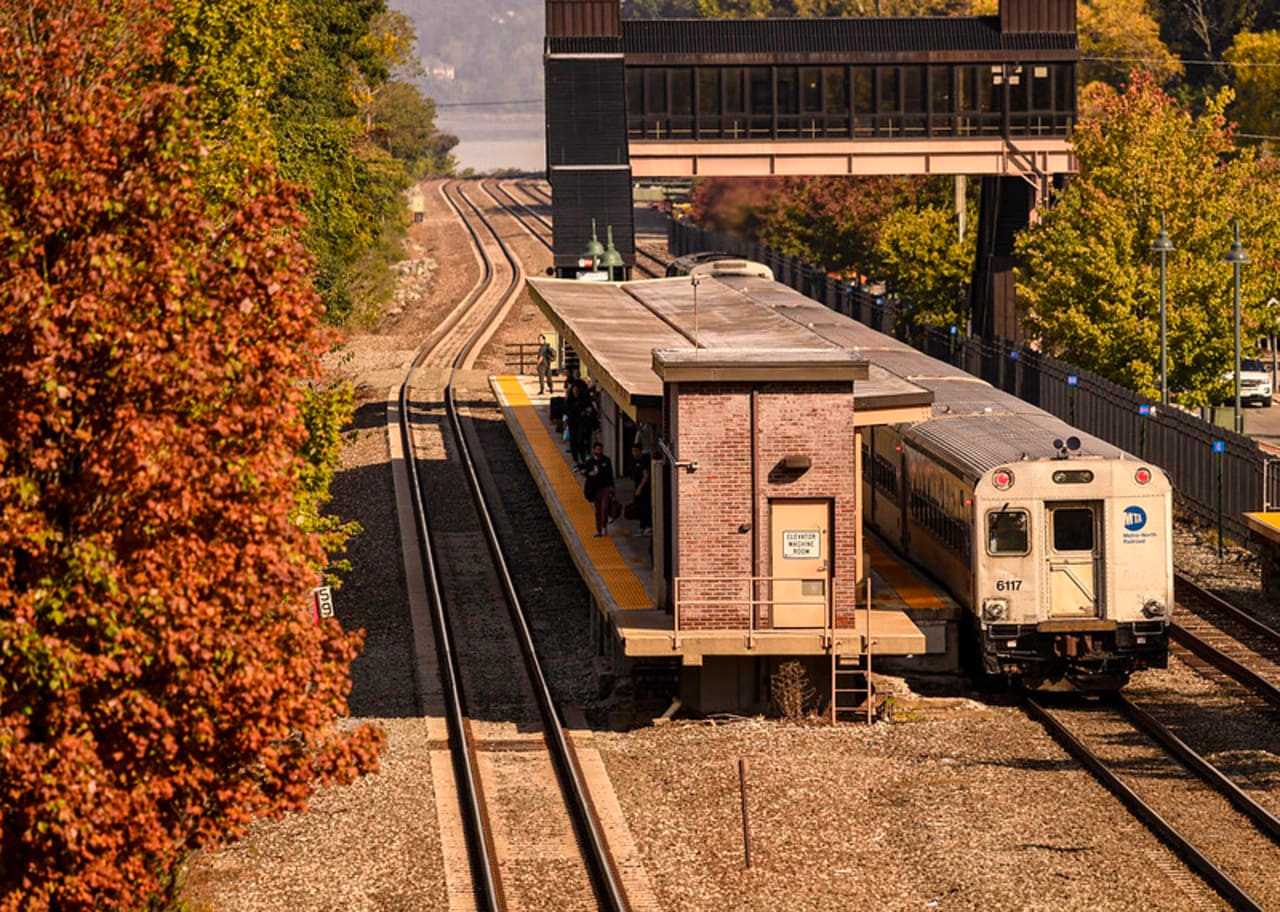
[629,441,652,535]
[570,385,597,469]
[584,441,616,536]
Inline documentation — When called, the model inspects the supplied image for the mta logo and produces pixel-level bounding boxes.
[1124,506,1147,532]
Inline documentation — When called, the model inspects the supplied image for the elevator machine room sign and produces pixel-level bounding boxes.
[782,530,821,559]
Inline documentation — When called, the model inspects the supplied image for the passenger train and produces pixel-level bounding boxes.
[728,268,1174,690]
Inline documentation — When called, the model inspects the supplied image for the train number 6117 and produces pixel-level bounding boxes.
[995,579,1023,592]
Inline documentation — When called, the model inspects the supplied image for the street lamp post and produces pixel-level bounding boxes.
[1224,220,1250,435]
[1151,213,1174,408]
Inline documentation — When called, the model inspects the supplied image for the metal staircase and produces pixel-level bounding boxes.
[830,577,876,723]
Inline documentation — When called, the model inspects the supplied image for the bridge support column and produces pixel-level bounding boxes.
[970,176,1035,342]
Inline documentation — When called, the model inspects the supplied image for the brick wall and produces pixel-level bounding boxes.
[672,380,858,631]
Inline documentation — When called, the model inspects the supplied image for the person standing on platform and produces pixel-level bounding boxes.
[571,382,597,470]
[584,441,616,537]
[629,441,652,535]
[536,339,554,394]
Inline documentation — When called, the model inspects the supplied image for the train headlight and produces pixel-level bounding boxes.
[1142,599,1166,619]
[982,599,1008,622]
[992,469,1015,491]
[1135,467,1153,485]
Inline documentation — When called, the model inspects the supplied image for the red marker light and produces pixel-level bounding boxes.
[1135,467,1152,485]
[992,469,1014,491]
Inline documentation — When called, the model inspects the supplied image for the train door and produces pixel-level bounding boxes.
[1045,501,1103,618]
[770,499,831,628]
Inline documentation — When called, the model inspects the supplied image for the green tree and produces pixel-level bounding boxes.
[876,204,976,327]
[1226,30,1280,142]
[1016,74,1280,405]
[753,176,943,274]
[371,81,459,175]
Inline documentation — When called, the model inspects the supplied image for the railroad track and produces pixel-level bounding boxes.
[1171,574,1280,709]
[1025,692,1280,911]
[509,180,672,277]
[399,179,629,911]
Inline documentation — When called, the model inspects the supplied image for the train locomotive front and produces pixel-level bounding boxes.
[865,386,1173,691]
[969,450,1173,690]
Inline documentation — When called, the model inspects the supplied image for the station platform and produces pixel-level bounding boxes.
[1245,512,1280,599]
[491,374,938,664]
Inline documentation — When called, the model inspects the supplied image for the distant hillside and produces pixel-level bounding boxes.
[392,0,544,107]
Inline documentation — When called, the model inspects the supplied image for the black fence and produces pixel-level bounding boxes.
[670,220,1280,542]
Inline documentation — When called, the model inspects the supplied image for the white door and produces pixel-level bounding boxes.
[1046,503,1101,618]
[770,499,831,628]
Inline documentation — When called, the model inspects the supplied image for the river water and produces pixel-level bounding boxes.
[438,112,545,173]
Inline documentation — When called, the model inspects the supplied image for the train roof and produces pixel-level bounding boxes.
[715,276,1129,476]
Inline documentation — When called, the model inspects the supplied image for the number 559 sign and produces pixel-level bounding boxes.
[311,586,334,623]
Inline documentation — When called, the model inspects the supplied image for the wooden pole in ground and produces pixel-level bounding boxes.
[738,757,752,869]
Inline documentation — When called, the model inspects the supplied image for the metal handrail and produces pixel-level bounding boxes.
[670,575,879,650]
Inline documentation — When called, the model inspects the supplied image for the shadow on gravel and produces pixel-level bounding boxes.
[329,455,419,720]
[345,399,388,433]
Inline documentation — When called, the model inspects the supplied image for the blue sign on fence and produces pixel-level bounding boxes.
[1010,350,1020,361]
[949,324,958,336]
[1139,404,1152,417]
[1067,374,1079,387]
[1212,439,1227,454]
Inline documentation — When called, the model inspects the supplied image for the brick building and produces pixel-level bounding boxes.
[517,274,957,713]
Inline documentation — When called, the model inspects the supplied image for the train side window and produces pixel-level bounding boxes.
[987,509,1029,556]
[1052,508,1094,552]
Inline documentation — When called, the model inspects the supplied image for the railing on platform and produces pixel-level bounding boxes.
[669,218,1279,545]
[672,576,833,650]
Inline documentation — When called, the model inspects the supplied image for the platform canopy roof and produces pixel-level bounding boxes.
[526,275,933,425]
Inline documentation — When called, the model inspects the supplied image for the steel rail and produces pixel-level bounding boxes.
[1171,575,1280,710]
[1174,573,1280,648]
[1024,695,1264,912]
[401,179,504,910]
[1114,695,1280,844]
[433,179,631,912]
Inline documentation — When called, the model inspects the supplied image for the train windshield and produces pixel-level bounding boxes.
[987,510,1029,555]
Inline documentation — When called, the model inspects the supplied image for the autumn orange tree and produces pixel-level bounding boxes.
[0,3,383,909]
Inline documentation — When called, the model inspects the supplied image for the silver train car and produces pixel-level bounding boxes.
[665,252,775,281]
[719,271,1174,690]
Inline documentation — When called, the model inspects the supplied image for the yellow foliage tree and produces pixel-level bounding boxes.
[1078,0,1183,88]
[1226,30,1280,144]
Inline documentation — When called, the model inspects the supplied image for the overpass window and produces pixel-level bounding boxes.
[852,67,872,113]
[802,68,823,113]
[749,67,772,136]
[903,66,925,113]
[724,68,746,114]
[824,67,848,113]
[930,66,953,113]
[698,69,719,116]
[777,67,799,115]
[627,70,643,118]
[1008,65,1028,113]
[877,66,899,113]
[1031,65,1052,111]
[645,69,668,114]
[987,509,1030,556]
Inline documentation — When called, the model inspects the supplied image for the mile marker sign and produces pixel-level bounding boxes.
[312,586,334,622]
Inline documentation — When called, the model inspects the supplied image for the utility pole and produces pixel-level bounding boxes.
[1151,213,1174,408]
[1224,220,1249,435]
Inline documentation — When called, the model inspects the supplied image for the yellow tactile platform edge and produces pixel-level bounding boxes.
[864,534,949,611]
[493,376,652,611]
